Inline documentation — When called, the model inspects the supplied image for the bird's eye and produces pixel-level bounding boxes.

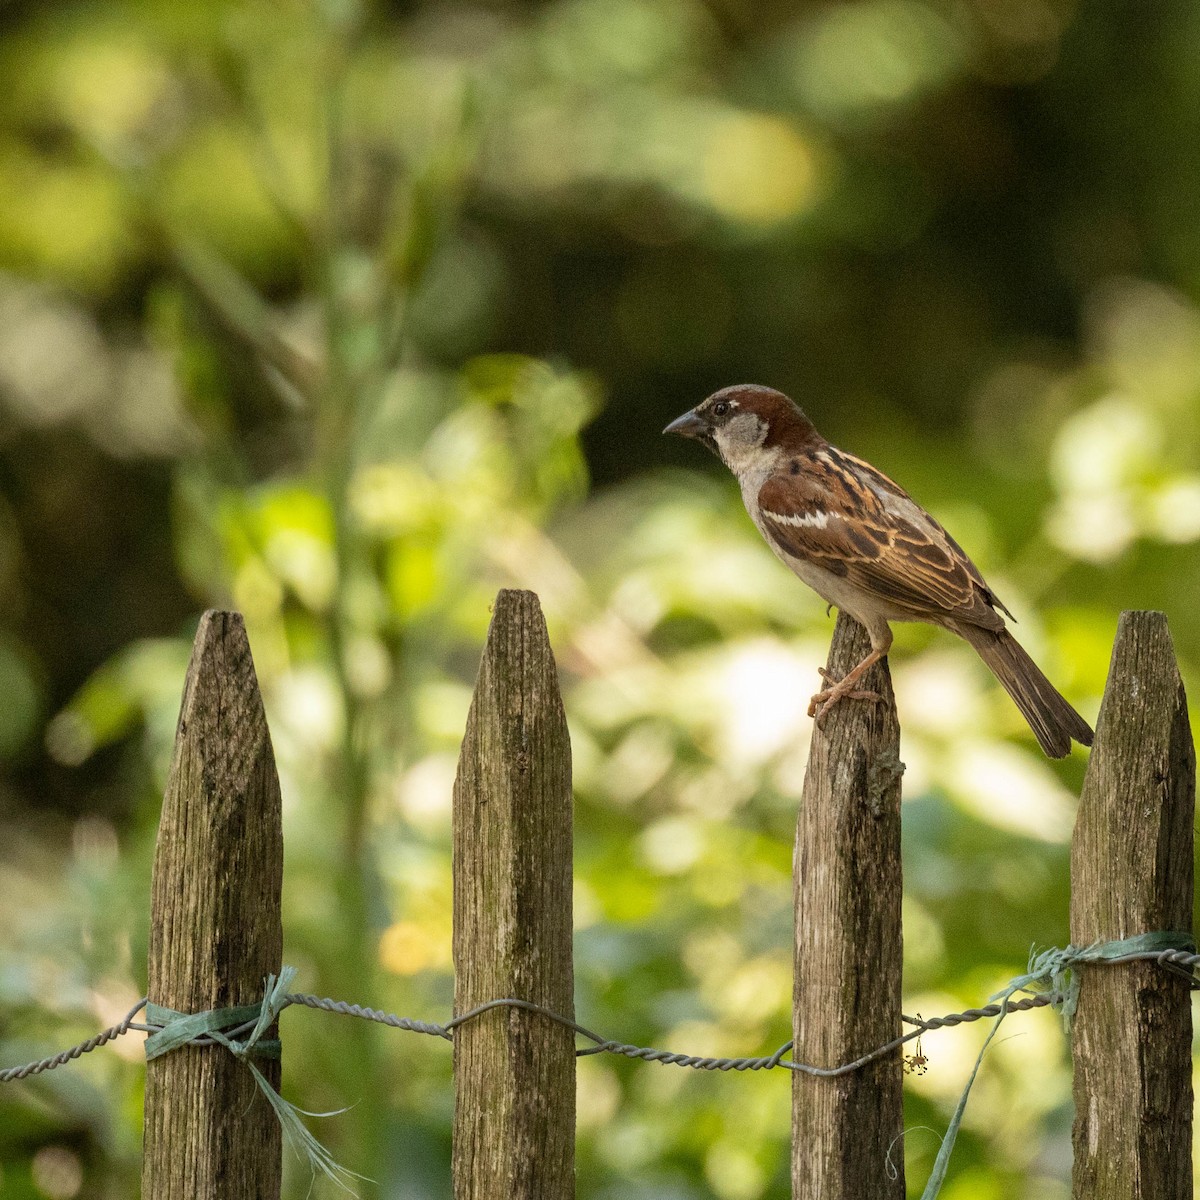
[712,401,730,417]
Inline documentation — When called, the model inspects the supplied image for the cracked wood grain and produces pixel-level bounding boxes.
[793,612,905,1199]
[142,611,284,1200]
[452,590,575,1199]
[1071,611,1194,1200]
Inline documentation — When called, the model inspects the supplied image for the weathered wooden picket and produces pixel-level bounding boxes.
[139,594,1195,1199]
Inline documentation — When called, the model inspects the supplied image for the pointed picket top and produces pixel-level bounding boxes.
[143,610,284,1200]
[452,590,575,1200]
[1071,610,1195,1200]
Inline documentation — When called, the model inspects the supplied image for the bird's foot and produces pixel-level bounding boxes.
[808,669,884,724]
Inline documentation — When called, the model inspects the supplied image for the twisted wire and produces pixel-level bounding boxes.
[1,946,1194,1084]
[0,998,148,1082]
[284,993,453,1040]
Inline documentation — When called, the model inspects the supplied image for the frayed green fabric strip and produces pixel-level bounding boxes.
[144,1001,268,1060]
[1030,930,1195,1025]
[918,931,1194,1200]
[144,966,364,1195]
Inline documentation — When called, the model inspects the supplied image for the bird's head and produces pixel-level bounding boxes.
[663,385,819,473]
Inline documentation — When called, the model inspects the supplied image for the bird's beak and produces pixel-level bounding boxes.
[663,409,708,439]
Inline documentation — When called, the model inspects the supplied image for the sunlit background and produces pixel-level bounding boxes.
[0,0,1198,1196]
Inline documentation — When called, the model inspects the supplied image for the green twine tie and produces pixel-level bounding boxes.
[919,930,1195,1200]
[144,966,363,1195]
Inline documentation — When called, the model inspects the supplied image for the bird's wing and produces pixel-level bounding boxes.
[757,446,1009,628]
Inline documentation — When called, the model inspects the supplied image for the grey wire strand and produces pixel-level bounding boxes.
[2,947,1196,1084]
[284,993,453,1040]
[0,998,148,1082]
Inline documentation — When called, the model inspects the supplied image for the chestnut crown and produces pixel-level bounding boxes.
[663,385,820,455]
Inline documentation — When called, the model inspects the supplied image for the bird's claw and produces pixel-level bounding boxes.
[808,683,884,724]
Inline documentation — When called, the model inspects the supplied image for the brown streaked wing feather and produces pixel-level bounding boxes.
[758,449,1005,628]
[755,465,881,577]
[838,452,1016,621]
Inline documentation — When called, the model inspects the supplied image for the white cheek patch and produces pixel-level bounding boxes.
[767,509,833,529]
[723,412,766,445]
[714,413,770,471]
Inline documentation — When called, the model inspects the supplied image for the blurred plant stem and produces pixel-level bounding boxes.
[313,21,388,1191]
[169,237,320,408]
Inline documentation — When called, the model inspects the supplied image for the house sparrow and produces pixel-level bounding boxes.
[664,384,1093,758]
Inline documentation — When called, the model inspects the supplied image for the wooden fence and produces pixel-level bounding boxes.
[140,594,1195,1199]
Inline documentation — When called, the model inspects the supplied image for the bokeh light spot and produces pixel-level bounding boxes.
[702,114,817,225]
[705,1138,766,1200]
[55,38,173,143]
[793,0,965,114]
[31,1146,82,1200]
[379,920,436,975]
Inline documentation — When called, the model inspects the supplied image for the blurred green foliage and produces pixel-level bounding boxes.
[0,0,1197,1197]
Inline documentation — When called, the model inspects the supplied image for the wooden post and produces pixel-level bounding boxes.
[1070,610,1195,1200]
[142,611,284,1200]
[452,590,575,1199]
[793,613,905,1198]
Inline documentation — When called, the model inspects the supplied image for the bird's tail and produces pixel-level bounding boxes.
[958,625,1094,758]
